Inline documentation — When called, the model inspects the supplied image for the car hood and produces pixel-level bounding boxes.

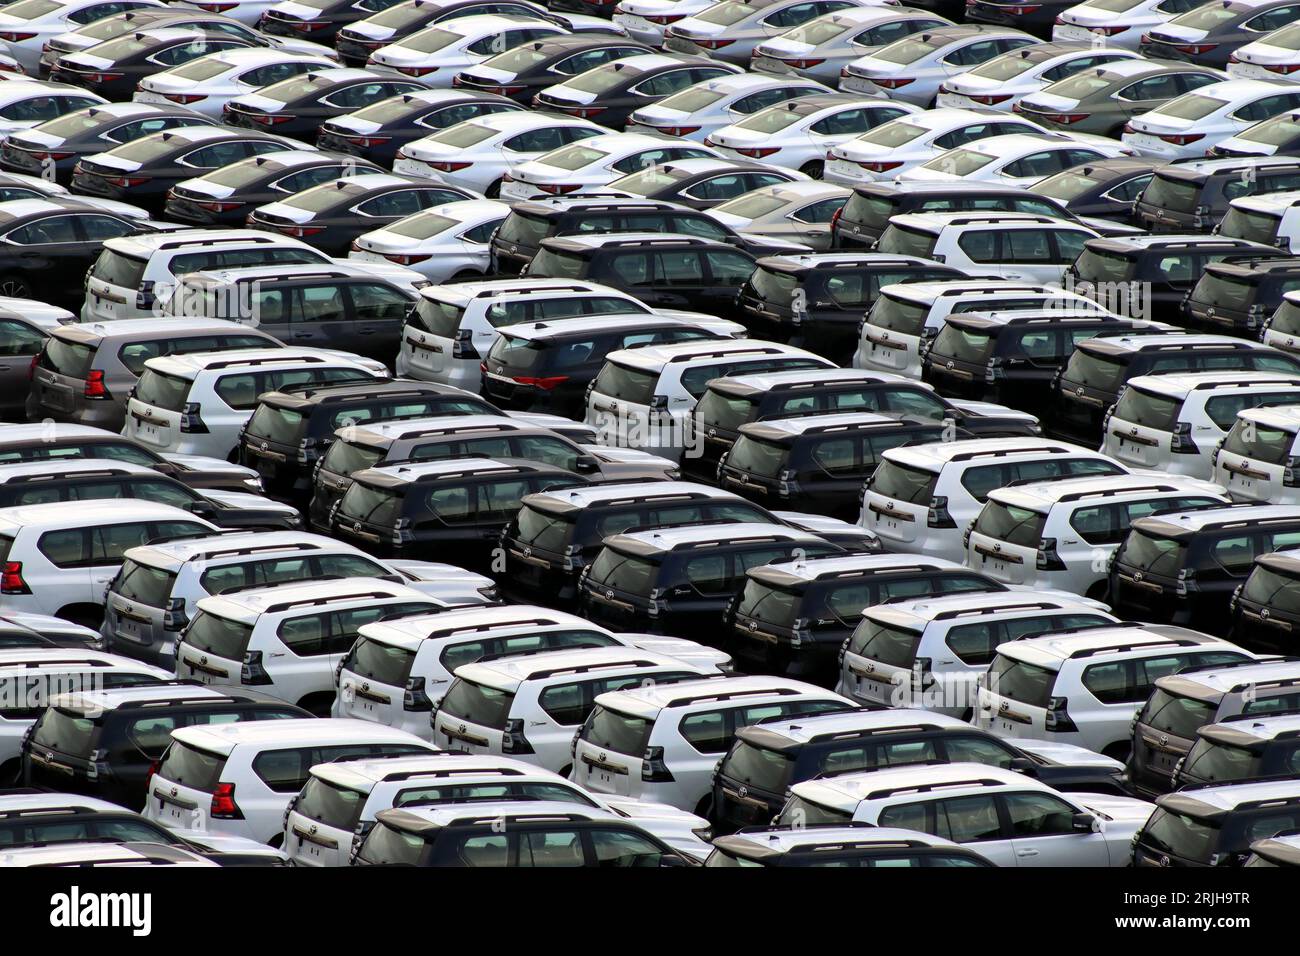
[325,256,427,291]
[586,443,678,470]
[161,453,260,479]
[946,398,1039,422]
[1072,792,1157,828]
[1014,739,1126,770]
[203,490,299,514]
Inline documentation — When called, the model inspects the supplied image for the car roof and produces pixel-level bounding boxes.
[1158,659,1300,698]
[377,800,613,832]
[1228,188,1300,213]
[123,530,342,570]
[524,479,741,511]
[454,646,693,689]
[607,521,818,552]
[606,338,820,371]
[1237,404,1300,428]
[49,682,236,713]
[864,590,1102,628]
[1126,370,1300,397]
[742,708,968,746]
[310,752,544,789]
[987,474,1224,510]
[497,313,709,339]
[882,437,1093,470]
[754,552,964,582]
[0,458,157,482]
[1204,712,1300,744]
[739,411,905,438]
[1160,778,1300,816]
[593,675,832,718]
[0,498,200,530]
[714,367,902,391]
[419,278,609,303]
[197,577,424,620]
[880,280,1057,302]
[1135,502,1300,534]
[356,604,595,650]
[715,826,963,857]
[0,792,128,815]
[791,762,1044,810]
[170,717,424,755]
[52,317,259,342]
[992,624,1227,668]
[143,347,362,377]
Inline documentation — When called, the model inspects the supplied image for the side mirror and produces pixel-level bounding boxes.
[574,454,599,474]
[1072,811,1098,833]
[1008,756,1038,776]
[659,854,691,867]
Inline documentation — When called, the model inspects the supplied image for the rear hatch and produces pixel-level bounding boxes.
[1055,343,1131,440]
[729,575,807,670]
[687,384,760,478]
[105,556,178,655]
[85,248,148,321]
[1132,803,1223,867]
[925,317,996,397]
[1133,169,1204,231]
[717,432,791,500]
[1111,522,1190,621]
[859,290,929,373]
[336,634,417,728]
[309,438,387,527]
[491,209,552,276]
[974,649,1057,739]
[573,701,653,797]
[737,263,801,331]
[840,615,923,707]
[25,704,101,791]
[862,457,937,546]
[124,366,193,451]
[502,500,578,595]
[713,733,796,831]
[147,738,229,834]
[837,188,901,246]
[1214,416,1293,502]
[31,333,99,419]
[175,609,254,686]
[581,543,660,629]
[587,358,661,448]
[242,399,311,489]
[1105,382,1180,469]
[403,296,463,379]
[966,498,1047,586]
[432,675,513,753]
[1130,684,1220,795]
[286,773,368,867]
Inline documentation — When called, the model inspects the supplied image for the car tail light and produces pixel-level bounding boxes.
[0,32,36,41]
[502,718,534,754]
[1285,455,1300,487]
[642,746,674,782]
[513,375,569,390]
[289,19,328,31]
[428,160,471,171]
[454,329,479,359]
[966,93,1012,105]
[396,65,439,76]
[1090,25,1128,34]
[383,252,432,265]
[1173,43,1217,54]
[1036,537,1066,571]
[1266,63,1300,74]
[84,72,124,84]
[277,224,325,237]
[537,182,581,194]
[649,125,700,136]
[163,597,188,632]
[999,4,1039,12]
[403,676,432,711]
[927,495,955,529]
[871,77,914,89]
[162,93,206,104]
[197,199,246,213]
[1155,133,1204,146]
[1122,122,1136,134]
[735,147,780,158]
[829,206,842,231]
[1,561,30,594]
[145,758,160,789]
[179,402,209,434]
[561,105,605,119]
[693,38,736,49]
[341,134,392,147]
[1046,696,1078,733]
[29,150,71,161]
[106,174,146,187]
[1043,112,1089,125]
[780,57,825,68]
[27,354,38,380]
[1171,421,1200,455]
[645,13,685,22]
[193,2,237,10]
[858,160,902,172]
[83,369,108,399]
[210,782,243,818]
[240,650,272,685]
[250,113,292,125]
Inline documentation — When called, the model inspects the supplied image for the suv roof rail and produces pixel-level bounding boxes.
[428,617,564,638]
[264,590,398,613]
[598,236,709,248]
[864,776,1008,800]
[618,518,744,536]
[1067,637,1203,659]
[1190,378,1300,391]
[667,346,783,363]
[931,601,1058,621]
[156,234,276,251]
[1167,655,1300,680]
[5,469,133,483]
[1218,708,1300,726]
[1054,484,1181,503]
[948,445,1069,462]
[470,284,593,299]
[216,574,345,596]
[204,354,327,371]
[664,686,800,707]
[520,659,658,680]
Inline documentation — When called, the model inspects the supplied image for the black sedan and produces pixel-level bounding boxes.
[50,28,258,100]
[0,197,157,306]
[259,0,407,44]
[0,102,215,186]
[222,68,428,141]
[605,157,804,209]
[1141,0,1300,67]
[1029,158,1163,223]
[165,150,385,226]
[246,172,477,254]
[335,0,548,66]
[316,87,521,163]
[452,34,654,105]
[70,125,301,214]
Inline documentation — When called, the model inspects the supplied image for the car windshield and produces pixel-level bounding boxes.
[1173,1,1242,29]
[529,248,586,278]
[167,58,237,81]
[1074,247,1135,284]
[89,250,147,288]
[1243,565,1300,612]
[28,110,115,139]
[918,148,995,176]
[869,292,929,335]
[986,652,1056,708]
[322,439,384,475]
[245,404,308,445]
[183,610,253,660]
[713,191,788,219]
[969,53,1042,81]
[134,369,192,413]
[1141,172,1200,213]
[203,159,283,189]
[157,740,226,793]
[1222,419,1293,463]
[114,558,177,608]
[512,504,573,552]
[698,0,755,25]
[582,704,653,755]
[563,65,633,94]
[736,579,801,627]
[1182,738,1263,784]
[439,677,514,729]
[1242,112,1300,147]
[357,821,426,865]
[1040,70,1114,100]
[1140,688,1216,739]
[1219,207,1281,246]
[784,17,854,44]
[339,482,403,526]
[847,618,922,666]
[343,636,415,686]
[1140,807,1220,863]
[609,167,682,195]
[727,435,788,477]
[876,223,937,258]
[40,337,95,378]
[734,107,805,134]
[295,776,367,832]
[1118,527,1187,577]
[657,86,728,113]
[481,43,553,72]
[586,546,658,595]
[1062,347,1125,392]
[722,740,795,792]
[857,118,928,148]
[696,388,758,431]
[973,501,1047,548]
[745,264,798,306]
[1113,385,1180,431]
[1033,169,1103,202]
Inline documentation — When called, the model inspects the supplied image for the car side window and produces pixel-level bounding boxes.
[704,250,756,283]
[1082,659,1134,704]
[679,710,731,752]
[943,734,1016,769]
[8,215,81,244]
[587,828,669,867]
[0,319,44,356]
[651,250,704,285]
[1001,792,1079,836]
[37,528,87,568]
[934,795,1004,842]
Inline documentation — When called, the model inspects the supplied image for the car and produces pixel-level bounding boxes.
[1172,711,1300,792]
[705,826,994,867]
[1213,404,1300,504]
[1209,106,1300,156]
[604,157,804,209]
[687,365,1039,482]
[824,107,1052,185]
[1231,551,1300,652]
[499,130,721,202]
[1100,371,1300,477]
[938,44,1142,113]
[965,473,1229,599]
[1051,332,1300,445]
[0,102,217,187]
[584,336,833,460]
[482,312,743,418]
[1122,78,1300,160]
[0,307,60,421]
[246,172,480,256]
[1133,779,1300,866]
[1228,20,1300,82]
[1127,657,1300,797]
[704,93,916,176]
[1263,289,1300,360]
[730,552,1017,684]
[610,0,720,47]
[316,87,524,165]
[365,13,566,85]
[777,763,1155,866]
[838,24,1038,107]
[142,717,435,844]
[0,80,106,144]
[855,278,1109,379]
[625,71,831,142]
[1140,0,1300,68]
[1217,189,1300,252]
[1184,255,1300,335]
[973,622,1253,758]
[283,753,712,866]
[452,33,656,105]
[711,708,1130,835]
[70,125,308,216]
[1246,832,1300,866]
[1132,155,1300,233]
[175,577,446,712]
[221,66,428,139]
[21,683,309,808]
[0,499,218,624]
[0,842,222,866]
[1052,0,1215,52]
[899,133,1135,188]
[839,590,1118,715]
[860,437,1130,562]
[1013,59,1227,138]
[527,233,762,326]
[392,111,604,196]
[1029,158,1162,223]
[0,611,103,650]
[752,7,954,84]
[662,0,877,67]
[432,645,721,773]
[572,674,852,813]
[354,801,699,866]
[0,0,167,74]
[104,529,492,668]
[260,0,409,45]
[133,48,341,118]
[163,150,386,228]
[50,27,263,100]
[335,604,727,735]
[705,181,849,254]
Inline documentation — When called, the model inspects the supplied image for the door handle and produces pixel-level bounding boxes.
[357,328,377,335]
[1016,848,1039,857]
[292,332,312,339]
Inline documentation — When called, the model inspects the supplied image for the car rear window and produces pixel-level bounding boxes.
[410,297,465,338]
[40,337,95,378]
[777,793,852,826]
[439,677,514,730]
[726,435,787,477]
[1113,385,1181,431]
[986,652,1057,708]
[869,292,930,336]
[89,250,147,289]
[512,504,574,553]
[745,265,798,307]
[1074,247,1135,285]
[722,739,795,793]
[157,740,227,793]
[1243,564,1300,612]
[496,211,551,247]
[1222,418,1295,464]
[735,579,801,628]
[322,439,385,475]
[1194,272,1256,308]
[1140,687,1216,740]
[183,610,254,661]
[847,618,922,667]
[357,821,426,865]
[1181,738,1262,784]
[582,704,653,755]
[339,482,403,526]
[870,459,937,504]
[295,775,367,832]
[134,368,192,412]
[1062,346,1126,392]
[931,322,993,364]
[1141,173,1201,214]
[246,404,308,445]
[592,360,657,405]
[876,223,937,259]
[114,558,177,609]
[1139,807,1219,863]
[1119,528,1188,577]
[1219,206,1281,246]
[973,501,1047,548]
[343,636,415,687]
[586,547,657,596]
[30,706,97,756]
[528,247,587,279]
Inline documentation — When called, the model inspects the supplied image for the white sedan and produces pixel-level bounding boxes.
[626,71,830,142]
[366,14,565,85]
[612,0,717,46]
[393,111,604,196]
[1228,22,1300,83]
[133,48,339,117]
[0,0,165,73]
[1052,0,1192,51]
[1121,78,1300,159]
[349,198,510,280]
[937,45,1142,112]
[898,132,1136,187]
[0,80,105,142]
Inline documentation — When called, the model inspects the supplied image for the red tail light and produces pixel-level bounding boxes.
[684,37,735,49]
[1123,122,1136,134]
[145,758,160,788]
[106,175,147,187]
[1,561,30,594]
[84,369,108,399]
[1091,25,1128,34]
[1173,43,1217,54]
[29,150,72,161]
[967,93,1012,105]
[85,72,124,84]
[384,252,432,265]
[340,134,392,147]
[871,77,914,89]
[277,224,325,237]
[537,183,581,194]
[27,354,38,380]
[780,57,825,68]
[289,20,328,31]
[562,106,606,119]
[513,375,569,390]
[396,65,439,76]
[645,13,685,22]
[211,782,242,818]
[250,113,292,125]
[1155,133,1204,145]
[0,32,36,41]
[649,125,700,136]
[1266,63,1300,74]
[1042,112,1089,125]
[859,160,902,172]
[162,93,207,104]
[193,2,237,10]
[736,147,780,158]
[999,5,1039,13]
[428,160,472,171]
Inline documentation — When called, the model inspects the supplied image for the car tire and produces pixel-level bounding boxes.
[800,160,824,179]
[486,178,503,198]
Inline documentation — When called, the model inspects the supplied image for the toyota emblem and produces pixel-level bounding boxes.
[748,620,757,631]
[992,543,1002,552]
[707,427,716,437]
[170,786,178,798]
[1261,608,1271,620]
[1130,427,1138,436]
[737,785,748,799]
[458,723,466,735]
[199,655,208,666]
[353,521,362,532]
[998,700,1010,714]
[260,440,268,451]
[1159,855,1170,867]
[604,589,614,599]
[522,546,532,558]
[598,751,607,762]
[309,823,318,835]
[361,681,370,692]
[1075,386,1085,396]
[1158,734,1169,748]
[1133,571,1144,583]
[946,360,955,370]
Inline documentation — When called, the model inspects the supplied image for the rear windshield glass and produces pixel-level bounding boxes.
[727,435,788,477]
[869,292,930,336]
[696,389,758,431]
[722,740,795,793]
[746,266,798,307]
[592,361,657,405]
[40,338,95,378]
[512,504,574,553]
[1243,565,1300,612]
[295,776,367,832]
[973,501,1047,548]
[1113,386,1180,431]
[1140,688,1216,740]
[1062,347,1125,392]
[1222,419,1294,464]
[1141,173,1200,214]
[411,297,465,338]
[30,706,96,756]
[358,821,426,864]
[1119,528,1187,577]
[986,652,1056,708]
[869,459,937,504]
[583,704,653,755]
[339,482,403,526]
[439,677,514,729]
[322,440,385,476]
[1139,808,1218,863]
[134,369,191,412]
[843,191,900,231]
[344,636,415,687]
[158,740,226,793]
[847,619,922,667]
[245,404,307,444]
[931,323,993,364]
[1074,248,1136,284]
[89,250,147,289]
[876,223,937,259]
[735,580,801,628]
[183,610,253,661]
[115,558,177,608]
[777,793,852,826]
[586,547,657,595]
[1181,738,1262,784]
[1219,207,1281,246]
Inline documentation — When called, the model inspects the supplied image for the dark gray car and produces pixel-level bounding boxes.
[1141,0,1300,67]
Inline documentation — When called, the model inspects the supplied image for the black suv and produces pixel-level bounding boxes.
[727,554,1006,684]
[526,234,757,319]
[1132,157,1300,233]
[718,414,954,521]
[923,309,1157,409]
[1134,783,1300,867]
[685,367,1039,482]
[22,683,309,808]
[737,253,962,361]
[453,34,655,104]
[1173,713,1300,790]
[491,196,797,276]
[1110,503,1300,634]
[1066,236,1278,324]
[578,523,843,637]
[1184,256,1300,335]
[1051,334,1300,444]
[711,712,1129,834]
[239,379,496,502]
[1232,551,1300,654]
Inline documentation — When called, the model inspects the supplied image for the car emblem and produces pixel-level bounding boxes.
[707,427,716,438]
[1133,571,1144,583]
[598,751,607,762]
[170,786,178,798]
[496,367,504,374]
[737,785,749,799]
[1130,427,1138,436]
[199,655,208,666]
[353,521,362,532]
[998,700,1010,714]
[509,244,518,254]
[1261,607,1271,620]
[1207,307,1216,318]
[458,723,466,735]
[604,588,614,599]
[946,360,955,370]
[361,681,370,693]
[1158,854,1170,867]
[1242,460,1250,469]
[522,546,532,558]
[851,225,860,234]
[260,440,268,451]
[863,662,874,674]
[1158,734,1169,748]
[748,620,757,631]
[309,824,318,835]
[880,331,889,342]
[992,543,1002,552]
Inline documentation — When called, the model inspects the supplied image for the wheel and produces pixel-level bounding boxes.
[485,178,503,199]
[0,275,32,298]
[800,160,824,179]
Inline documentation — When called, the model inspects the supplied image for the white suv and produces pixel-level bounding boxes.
[855,279,1108,377]
[585,338,834,460]
[972,623,1253,759]
[123,349,385,461]
[777,763,1154,866]
[283,753,712,866]
[0,499,217,625]
[105,530,494,669]
[143,718,435,845]
[397,278,719,389]
[1212,404,1300,504]
[571,676,852,814]
[1218,188,1300,252]
[175,578,447,714]
[1101,371,1300,478]
[860,437,1130,562]
[432,647,723,776]
[335,604,729,738]
[839,591,1119,717]
[965,474,1229,599]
